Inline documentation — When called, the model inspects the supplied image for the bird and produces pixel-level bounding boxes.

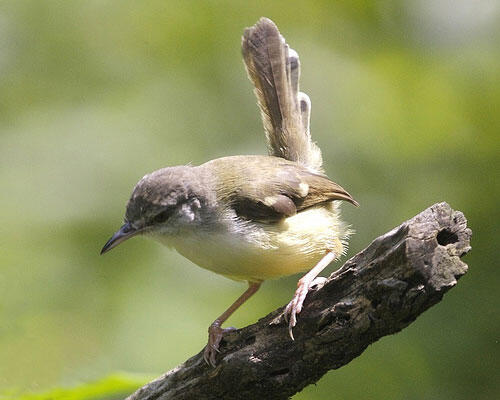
[101,17,358,367]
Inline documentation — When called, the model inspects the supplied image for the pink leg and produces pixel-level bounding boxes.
[204,282,261,367]
[284,251,336,339]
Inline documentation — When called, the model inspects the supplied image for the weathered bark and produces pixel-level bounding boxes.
[127,202,471,400]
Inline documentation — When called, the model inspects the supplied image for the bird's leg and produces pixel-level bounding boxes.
[284,251,336,340]
[204,281,261,367]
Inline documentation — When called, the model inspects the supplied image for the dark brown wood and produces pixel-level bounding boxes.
[126,202,471,400]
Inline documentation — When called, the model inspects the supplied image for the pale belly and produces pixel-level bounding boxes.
[157,204,350,282]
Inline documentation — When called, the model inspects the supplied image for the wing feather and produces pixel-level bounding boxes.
[208,156,357,223]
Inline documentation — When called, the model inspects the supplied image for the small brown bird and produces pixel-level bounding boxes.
[101,17,357,366]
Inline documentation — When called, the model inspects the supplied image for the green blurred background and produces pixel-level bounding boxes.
[0,0,498,399]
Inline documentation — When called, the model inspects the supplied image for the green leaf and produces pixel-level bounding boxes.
[2,373,152,400]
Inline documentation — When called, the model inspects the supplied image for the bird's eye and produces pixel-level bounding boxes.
[152,209,174,224]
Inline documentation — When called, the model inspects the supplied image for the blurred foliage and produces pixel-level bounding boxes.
[0,0,498,399]
[1,374,150,400]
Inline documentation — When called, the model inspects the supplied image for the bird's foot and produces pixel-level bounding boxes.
[203,321,236,367]
[284,276,326,340]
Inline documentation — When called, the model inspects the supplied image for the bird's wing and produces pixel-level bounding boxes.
[242,17,323,172]
[212,157,357,223]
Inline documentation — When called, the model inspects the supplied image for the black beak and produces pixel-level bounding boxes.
[100,222,138,255]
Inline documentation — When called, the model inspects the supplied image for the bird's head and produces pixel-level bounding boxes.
[100,166,202,254]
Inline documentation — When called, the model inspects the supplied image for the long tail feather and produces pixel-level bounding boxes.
[242,18,323,171]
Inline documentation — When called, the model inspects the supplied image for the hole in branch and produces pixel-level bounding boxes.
[270,368,289,377]
[437,229,458,246]
[245,335,256,345]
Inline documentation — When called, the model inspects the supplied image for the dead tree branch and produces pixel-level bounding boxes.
[127,202,471,400]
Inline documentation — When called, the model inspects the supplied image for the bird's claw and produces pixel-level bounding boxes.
[203,322,236,367]
[283,278,311,340]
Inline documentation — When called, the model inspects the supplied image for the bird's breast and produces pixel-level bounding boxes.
[155,204,351,282]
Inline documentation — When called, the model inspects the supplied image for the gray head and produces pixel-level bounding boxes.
[101,166,203,254]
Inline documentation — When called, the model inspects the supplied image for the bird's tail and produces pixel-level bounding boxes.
[242,17,323,172]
